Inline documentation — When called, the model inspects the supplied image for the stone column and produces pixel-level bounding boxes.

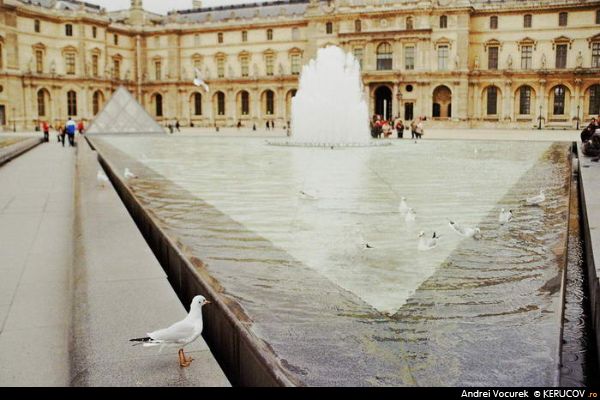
[227,88,235,125]
[504,80,512,121]
[573,78,583,127]
[538,78,546,127]
[392,83,399,118]
[277,86,285,124]
[473,83,482,120]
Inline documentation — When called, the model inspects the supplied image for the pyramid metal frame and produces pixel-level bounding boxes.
[86,86,165,134]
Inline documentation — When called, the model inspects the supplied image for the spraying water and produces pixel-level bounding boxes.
[291,46,371,146]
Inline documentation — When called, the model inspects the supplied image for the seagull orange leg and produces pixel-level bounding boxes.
[181,349,193,367]
[178,349,186,367]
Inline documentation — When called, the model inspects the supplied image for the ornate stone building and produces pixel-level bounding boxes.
[0,0,599,131]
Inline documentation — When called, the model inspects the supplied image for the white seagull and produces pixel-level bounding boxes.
[398,197,409,214]
[418,231,440,251]
[405,208,416,222]
[299,190,319,200]
[499,208,513,225]
[124,168,138,179]
[97,169,109,186]
[193,68,210,93]
[130,295,212,367]
[448,219,481,239]
[525,189,545,206]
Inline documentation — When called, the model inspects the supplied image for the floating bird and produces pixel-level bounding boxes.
[97,169,109,186]
[448,219,481,239]
[129,295,212,368]
[398,197,409,214]
[299,190,319,200]
[193,68,210,92]
[499,208,513,225]
[418,231,440,251]
[405,208,416,222]
[124,168,138,179]
[525,189,545,206]
[357,231,374,249]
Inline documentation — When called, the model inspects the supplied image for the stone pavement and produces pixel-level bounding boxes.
[0,133,75,386]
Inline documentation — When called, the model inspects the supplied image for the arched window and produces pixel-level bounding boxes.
[241,91,249,115]
[524,14,532,28]
[376,42,392,70]
[217,92,225,115]
[589,85,600,115]
[406,17,413,30]
[553,86,566,115]
[194,92,202,116]
[93,91,102,115]
[155,93,163,117]
[439,15,447,29]
[355,19,362,33]
[267,29,273,41]
[486,86,498,115]
[37,89,46,116]
[326,22,333,34]
[265,90,274,115]
[67,90,77,116]
[519,86,532,115]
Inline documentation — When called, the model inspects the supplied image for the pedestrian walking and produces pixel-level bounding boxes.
[42,121,50,142]
[65,117,76,147]
[394,117,404,139]
[77,120,85,135]
[175,120,181,132]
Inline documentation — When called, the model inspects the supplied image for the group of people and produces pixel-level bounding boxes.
[581,117,600,159]
[370,115,426,140]
[40,118,84,147]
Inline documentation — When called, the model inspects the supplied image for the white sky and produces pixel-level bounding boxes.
[88,0,256,15]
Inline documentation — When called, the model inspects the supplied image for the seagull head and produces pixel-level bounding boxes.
[474,228,481,234]
[418,231,425,238]
[190,295,211,310]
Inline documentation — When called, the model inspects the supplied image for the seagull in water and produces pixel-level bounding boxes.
[193,68,210,93]
[124,168,138,179]
[499,208,513,225]
[405,208,416,222]
[448,219,481,239]
[97,169,109,187]
[130,295,211,367]
[299,190,319,200]
[398,197,409,214]
[525,189,545,206]
[418,231,440,251]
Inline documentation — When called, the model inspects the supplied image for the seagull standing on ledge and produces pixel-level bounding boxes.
[130,295,212,367]
[499,209,513,225]
[97,169,109,187]
[448,219,481,239]
[525,189,545,206]
[124,168,137,179]
[418,231,440,251]
[193,68,210,93]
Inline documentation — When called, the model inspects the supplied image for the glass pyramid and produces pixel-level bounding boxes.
[86,86,165,134]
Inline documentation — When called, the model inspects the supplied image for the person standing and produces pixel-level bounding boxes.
[415,116,425,139]
[175,120,181,132]
[65,117,76,147]
[410,118,418,139]
[394,117,404,139]
[42,121,50,142]
[58,124,66,146]
[77,120,85,135]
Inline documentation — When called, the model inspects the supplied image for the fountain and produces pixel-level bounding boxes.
[273,46,386,147]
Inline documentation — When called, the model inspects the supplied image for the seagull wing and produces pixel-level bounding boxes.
[148,319,196,343]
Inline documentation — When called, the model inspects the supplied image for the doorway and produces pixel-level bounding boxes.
[0,105,5,126]
[374,86,392,120]
[404,102,414,121]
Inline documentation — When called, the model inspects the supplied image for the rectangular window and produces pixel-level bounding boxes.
[437,45,448,70]
[597,10,600,24]
[487,87,498,115]
[519,88,531,115]
[217,58,224,78]
[92,54,99,77]
[34,19,40,33]
[113,34,118,46]
[488,46,498,70]
[65,52,76,75]
[242,31,247,42]
[113,59,120,79]
[559,12,568,27]
[353,48,363,70]
[524,14,532,28]
[592,42,600,68]
[194,34,200,47]
[405,46,415,70]
[155,61,161,80]
[490,16,498,29]
[65,24,73,36]
[521,45,532,69]
[266,55,274,76]
[36,50,43,73]
[241,56,249,77]
[291,54,301,75]
[555,44,567,69]
[218,32,223,44]
[92,26,97,38]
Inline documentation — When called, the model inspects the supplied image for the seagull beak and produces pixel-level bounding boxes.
[204,300,212,305]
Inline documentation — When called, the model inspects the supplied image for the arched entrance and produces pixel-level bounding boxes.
[374,86,392,120]
[432,85,452,118]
